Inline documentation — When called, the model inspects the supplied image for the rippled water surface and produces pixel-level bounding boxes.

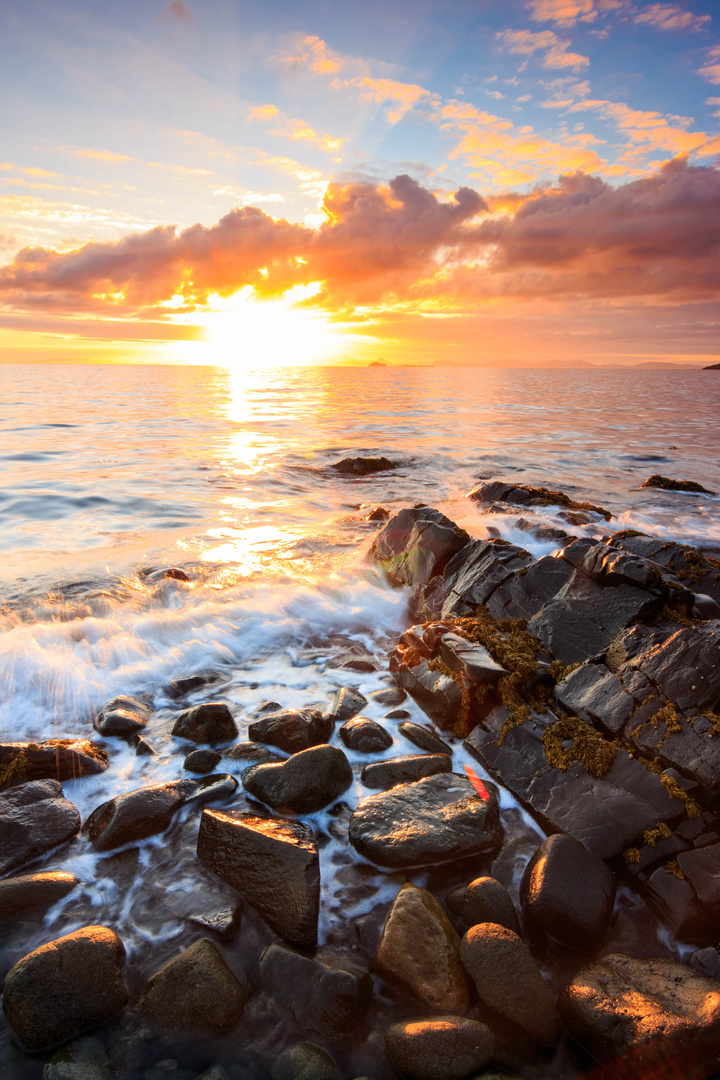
[1,362,719,1078]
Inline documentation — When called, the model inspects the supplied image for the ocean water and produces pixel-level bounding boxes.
[1,362,719,1078]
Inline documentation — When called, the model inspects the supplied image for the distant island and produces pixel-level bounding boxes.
[703,362,720,369]
[368,361,387,367]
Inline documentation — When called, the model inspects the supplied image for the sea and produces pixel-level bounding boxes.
[1,361,719,1078]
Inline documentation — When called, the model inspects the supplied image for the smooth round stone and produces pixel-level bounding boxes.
[140,939,246,1031]
[270,1042,341,1080]
[339,717,393,753]
[224,742,284,766]
[0,871,77,922]
[242,744,353,814]
[385,1016,494,1080]
[93,695,149,737]
[184,749,222,774]
[171,702,238,745]
[370,687,407,707]
[446,876,521,935]
[0,780,81,877]
[399,721,452,755]
[361,753,451,790]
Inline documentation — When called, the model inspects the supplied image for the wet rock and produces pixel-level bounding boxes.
[384,1016,494,1080]
[326,640,378,672]
[260,942,372,1036]
[2,926,128,1053]
[559,953,720,1072]
[93,695,149,737]
[85,774,237,852]
[386,708,411,720]
[332,456,396,476]
[223,741,284,766]
[486,554,576,621]
[446,876,520,936]
[370,686,407,707]
[242,744,353,814]
[612,535,720,606]
[628,621,720,715]
[691,947,720,982]
[197,810,319,946]
[438,634,509,684]
[643,863,706,940]
[374,883,470,1013]
[360,753,452,790]
[339,717,393,753]
[677,843,720,925]
[0,871,77,921]
[441,540,532,619]
[0,779,81,876]
[348,772,502,868]
[399,721,452,755]
[460,923,557,1046]
[189,903,243,943]
[140,939,246,1031]
[0,740,108,786]
[390,656,463,731]
[465,708,685,860]
[183,749,221,774]
[371,506,470,587]
[171,702,238,745]
[328,687,368,722]
[468,481,612,519]
[366,506,391,521]
[248,708,333,754]
[270,1043,340,1080]
[43,1035,112,1080]
[642,474,715,494]
[133,735,156,757]
[519,834,616,951]
[164,671,223,700]
[145,566,191,582]
[555,663,636,736]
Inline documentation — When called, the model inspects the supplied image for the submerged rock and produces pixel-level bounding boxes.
[0,779,81,876]
[332,456,397,476]
[242,744,353,813]
[140,939,246,1031]
[85,774,237,852]
[248,708,333,754]
[348,772,502,868]
[385,1016,494,1080]
[43,1036,112,1080]
[270,1043,341,1080]
[183,748,222,774]
[2,926,128,1052]
[164,670,223,699]
[467,480,612,520]
[223,741,284,766]
[360,753,452,790]
[0,871,77,922]
[0,740,108,786]
[197,810,320,946]
[171,702,238,745]
[93,695,150,737]
[559,953,720,1074]
[642,474,715,495]
[260,942,372,1036]
[371,506,470,587]
[374,883,470,1013]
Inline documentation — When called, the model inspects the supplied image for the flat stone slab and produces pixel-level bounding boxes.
[348,772,502,869]
[465,710,686,861]
[197,810,320,947]
[0,779,81,876]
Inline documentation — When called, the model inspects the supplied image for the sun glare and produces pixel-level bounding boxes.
[200,284,342,369]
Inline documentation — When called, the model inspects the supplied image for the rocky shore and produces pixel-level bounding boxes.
[2,482,720,1080]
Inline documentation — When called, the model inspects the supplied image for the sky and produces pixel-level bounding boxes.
[0,0,719,367]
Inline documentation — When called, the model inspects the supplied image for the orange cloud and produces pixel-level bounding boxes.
[248,104,280,121]
[346,77,436,124]
[570,98,715,161]
[68,148,136,163]
[281,35,343,75]
[527,0,598,26]
[698,45,720,85]
[496,28,589,71]
[634,4,711,32]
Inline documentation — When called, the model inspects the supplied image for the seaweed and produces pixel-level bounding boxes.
[542,714,618,778]
[0,749,32,789]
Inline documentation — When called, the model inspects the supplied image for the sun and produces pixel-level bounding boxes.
[199,283,343,369]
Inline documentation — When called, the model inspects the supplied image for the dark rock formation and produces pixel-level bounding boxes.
[43,1036,112,1080]
[2,926,128,1052]
[519,834,616,951]
[460,923,558,1046]
[171,702,238,745]
[0,871,77,921]
[271,1043,341,1080]
[85,774,237,852]
[339,717,393,753]
[183,748,222,774]
[442,540,533,619]
[467,480,612,520]
[348,773,502,868]
[374,883,470,1013]
[328,687,368,722]
[360,753,452,790]
[242,744,353,813]
[384,1016,494,1080]
[0,740,108,786]
[260,942,372,1036]
[332,456,396,476]
[197,810,319,946]
[370,686,407,707]
[370,506,470,587]
[224,742,285,766]
[642,474,715,495]
[0,779,81,875]
[248,708,333,754]
[93,695,149,737]
[399,722,452,755]
[446,876,521,936]
[140,939,246,1031]
[164,670,223,699]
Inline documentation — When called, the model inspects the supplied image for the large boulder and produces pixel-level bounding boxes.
[85,774,237,852]
[0,779,81,876]
[260,942,372,1036]
[197,810,320,946]
[559,953,720,1075]
[384,1016,494,1080]
[360,754,452,790]
[248,709,333,754]
[171,702,238,745]
[0,871,77,921]
[519,834,616,951]
[242,744,353,814]
[348,773,502,868]
[2,926,128,1052]
[0,740,108,785]
[370,507,470,587]
[93,696,149,737]
[140,939,246,1031]
[374,883,470,1013]
[460,923,557,1047]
